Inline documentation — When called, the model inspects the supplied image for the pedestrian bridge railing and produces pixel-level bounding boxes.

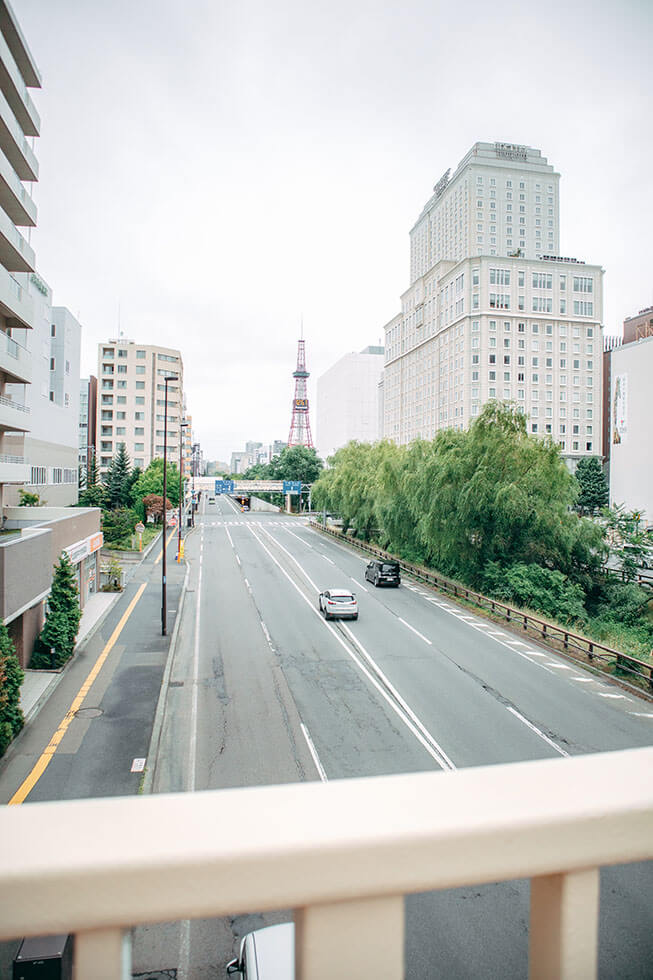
[1,747,652,979]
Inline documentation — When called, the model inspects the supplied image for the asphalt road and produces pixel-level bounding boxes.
[134,495,653,979]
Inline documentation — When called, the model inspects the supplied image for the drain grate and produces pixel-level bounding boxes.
[168,680,184,687]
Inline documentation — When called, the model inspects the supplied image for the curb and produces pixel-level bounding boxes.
[22,672,60,726]
[141,558,191,795]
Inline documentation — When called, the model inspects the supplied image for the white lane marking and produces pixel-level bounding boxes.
[629,712,653,718]
[244,577,252,595]
[524,651,547,657]
[506,706,569,757]
[572,677,594,683]
[247,526,455,771]
[341,623,455,770]
[321,554,336,565]
[300,723,328,782]
[597,693,628,699]
[351,577,368,592]
[545,664,573,670]
[487,631,507,636]
[235,554,241,566]
[256,525,321,592]
[504,640,528,647]
[188,525,203,792]
[225,527,235,548]
[260,620,274,650]
[398,617,433,646]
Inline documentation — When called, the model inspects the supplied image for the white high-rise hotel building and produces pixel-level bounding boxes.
[383,142,603,463]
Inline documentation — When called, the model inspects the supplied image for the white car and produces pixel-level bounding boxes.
[227,922,294,978]
[318,589,358,621]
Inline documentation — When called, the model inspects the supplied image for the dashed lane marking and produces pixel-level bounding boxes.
[398,617,432,646]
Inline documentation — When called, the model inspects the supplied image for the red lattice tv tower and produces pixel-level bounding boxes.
[287,337,314,448]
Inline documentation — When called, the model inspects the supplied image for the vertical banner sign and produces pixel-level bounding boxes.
[612,374,628,445]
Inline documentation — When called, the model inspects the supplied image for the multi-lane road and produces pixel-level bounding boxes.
[136,494,653,978]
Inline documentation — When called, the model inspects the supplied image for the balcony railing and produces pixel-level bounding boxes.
[1,747,651,979]
[0,391,29,412]
[0,452,25,463]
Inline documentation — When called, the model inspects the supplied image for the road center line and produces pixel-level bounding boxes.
[351,577,368,592]
[505,706,569,757]
[8,582,148,806]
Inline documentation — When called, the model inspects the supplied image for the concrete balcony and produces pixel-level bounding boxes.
[0,28,39,137]
[0,199,33,270]
[1,747,651,979]
[0,263,33,328]
[0,85,37,181]
[0,329,30,382]
[0,451,28,482]
[0,145,35,226]
[0,1,42,90]
[0,390,30,431]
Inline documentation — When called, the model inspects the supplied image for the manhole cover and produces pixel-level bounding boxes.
[75,707,103,719]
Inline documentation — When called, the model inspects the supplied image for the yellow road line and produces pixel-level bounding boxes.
[154,529,177,565]
[8,583,148,806]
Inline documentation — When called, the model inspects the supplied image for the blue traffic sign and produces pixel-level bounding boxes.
[282,480,302,495]
[215,479,235,494]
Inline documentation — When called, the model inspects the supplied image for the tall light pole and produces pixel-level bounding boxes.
[161,374,178,636]
[178,421,189,558]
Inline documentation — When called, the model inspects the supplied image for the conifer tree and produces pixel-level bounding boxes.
[32,553,82,668]
[575,456,609,514]
[0,619,24,757]
[78,451,106,508]
[105,443,132,510]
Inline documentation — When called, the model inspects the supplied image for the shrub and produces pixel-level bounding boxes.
[0,620,24,756]
[483,561,587,625]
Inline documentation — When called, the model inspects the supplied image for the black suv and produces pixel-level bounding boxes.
[365,559,401,587]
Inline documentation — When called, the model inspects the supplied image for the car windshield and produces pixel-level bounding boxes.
[329,594,354,602]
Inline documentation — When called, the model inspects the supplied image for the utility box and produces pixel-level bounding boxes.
[13,935,73,979]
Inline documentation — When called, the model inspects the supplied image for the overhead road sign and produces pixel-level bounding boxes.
[215,479,235,494]
[282,480,302,495]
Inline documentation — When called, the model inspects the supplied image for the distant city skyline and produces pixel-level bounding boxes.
[15,0,652,461]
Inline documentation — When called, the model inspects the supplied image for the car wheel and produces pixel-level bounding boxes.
[325,611,331,620]
[374,575,379,587]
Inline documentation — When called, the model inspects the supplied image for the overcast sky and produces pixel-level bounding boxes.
[17,0,653,463]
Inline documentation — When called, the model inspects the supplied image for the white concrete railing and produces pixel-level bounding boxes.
[1,747,652,980]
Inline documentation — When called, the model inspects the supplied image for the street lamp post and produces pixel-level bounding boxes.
[178,421,189,558]
[161,374,178,636]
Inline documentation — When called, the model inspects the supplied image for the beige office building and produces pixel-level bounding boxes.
[96,339,184,473]
[383,142,604,467]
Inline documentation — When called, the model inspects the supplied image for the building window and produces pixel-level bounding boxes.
[490,294,510,309]
[136,381,145,389]
[134,443,144,452]
[573,301,593,316]
[137,350,146,359]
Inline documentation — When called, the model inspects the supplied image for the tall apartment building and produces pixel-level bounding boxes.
[316,345,385,460]
[384,142,603,467]
[79,375,97,472]
[0,0,40,510]
[96,339,183,473]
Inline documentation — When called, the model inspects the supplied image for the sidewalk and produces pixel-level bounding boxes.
[18,592,120,723]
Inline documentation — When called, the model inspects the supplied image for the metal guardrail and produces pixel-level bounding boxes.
[310,522,653,690]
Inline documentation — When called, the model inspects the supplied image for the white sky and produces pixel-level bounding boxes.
[16,0,653,463]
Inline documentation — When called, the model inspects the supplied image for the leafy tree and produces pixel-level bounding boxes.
[0,619,24,757]
[31,554,81,668]
[104,443,133,510]
[131,458,180,519]
[102,507,139,544]
[602,504,651,582]
[268,446,324,484]
[575,457,608,514]
[141,494,173,522]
